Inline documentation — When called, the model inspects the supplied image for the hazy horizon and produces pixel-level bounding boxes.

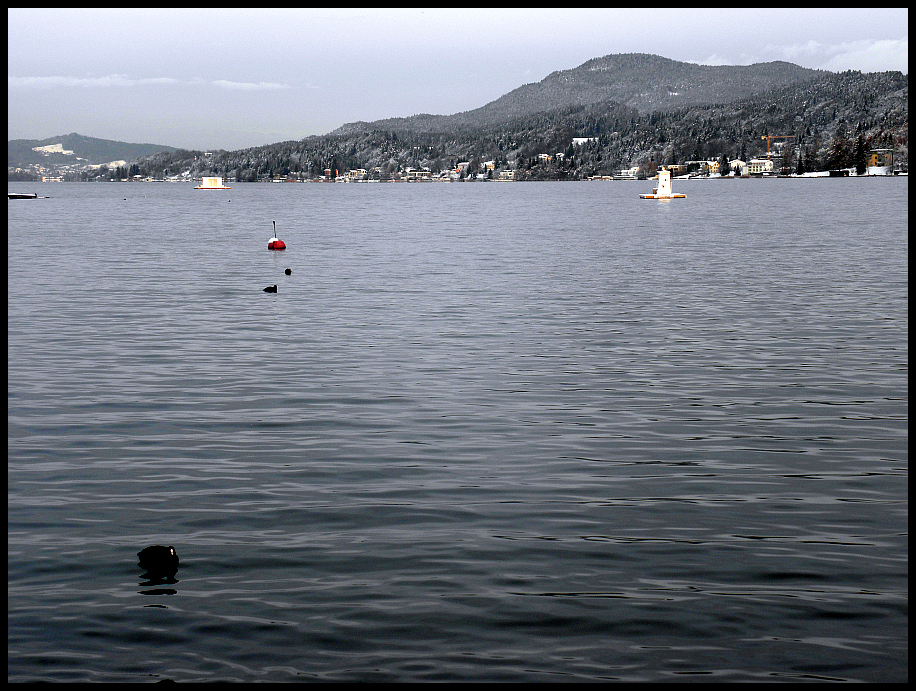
[8,8,908,151]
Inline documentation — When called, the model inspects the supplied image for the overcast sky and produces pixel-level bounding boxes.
[8,8,909,151]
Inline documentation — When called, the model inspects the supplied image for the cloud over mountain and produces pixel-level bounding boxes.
[8,74,293,90]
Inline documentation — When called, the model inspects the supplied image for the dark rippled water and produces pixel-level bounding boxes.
[8,178,907,682]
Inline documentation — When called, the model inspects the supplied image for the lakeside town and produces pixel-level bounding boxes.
[14,144,902,184]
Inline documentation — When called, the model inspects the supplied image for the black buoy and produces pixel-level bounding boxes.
[263,284,278,293]
[137,545,179,573]
[285,268,292,275]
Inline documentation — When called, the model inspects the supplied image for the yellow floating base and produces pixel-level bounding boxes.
[639,194,686,199]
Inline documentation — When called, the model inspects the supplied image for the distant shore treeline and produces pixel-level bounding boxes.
[127,69,910,182]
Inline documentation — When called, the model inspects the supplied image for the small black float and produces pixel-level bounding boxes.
[263,285,278,293]
[137,545,179,574]
[285,268,292,275]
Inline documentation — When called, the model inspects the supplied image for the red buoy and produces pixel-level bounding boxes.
[268,220,286,250]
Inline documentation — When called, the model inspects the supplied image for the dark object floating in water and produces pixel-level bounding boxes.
[263,285,278,293]
[137,545,179,573]
[9,192,39,199]
[285,268,292,275]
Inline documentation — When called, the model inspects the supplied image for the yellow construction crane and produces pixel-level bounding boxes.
[761,135,795,158]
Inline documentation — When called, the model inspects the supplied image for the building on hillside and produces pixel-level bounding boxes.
[747,158,774,175]
[404,167,432,181]
[614,166,639,180]
[867,149,893,175]
[685,160,721,175]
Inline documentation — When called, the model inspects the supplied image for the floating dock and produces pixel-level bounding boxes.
[195,176,231,189]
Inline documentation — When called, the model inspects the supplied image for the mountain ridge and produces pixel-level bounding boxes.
[8,132,177,169]
[331,53,826,135]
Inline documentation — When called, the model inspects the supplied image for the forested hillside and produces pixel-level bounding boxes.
[16,54,904,182]
[8,133,176,168]
[126,67,906,182]
[333,53,825,135]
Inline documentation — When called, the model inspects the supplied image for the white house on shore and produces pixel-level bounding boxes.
[729,159,747,176]
[746,158,775,175]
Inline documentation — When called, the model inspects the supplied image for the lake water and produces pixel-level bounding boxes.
[8,178,908,682]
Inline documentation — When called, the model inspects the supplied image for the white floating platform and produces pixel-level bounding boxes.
[195,176,231,189]
[639,169,685,199]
